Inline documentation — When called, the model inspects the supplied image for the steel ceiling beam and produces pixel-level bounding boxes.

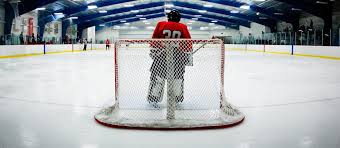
[95,14,239,31]
[81,9,166,28]
[173,1,275,28]
[39,0,277,32]
[177,8,250,27]
[95,13,239,31]
[105,13,165,27]
[83,7,246,30]
[39,0,136,28]
[181,14,239,30]
[201,0,294,23]
[70,1,250,28]
[76,2,164,24]
[75,3,248,29]
[72,0,270,28]
[18,0,58,15]
[58,0,135,16]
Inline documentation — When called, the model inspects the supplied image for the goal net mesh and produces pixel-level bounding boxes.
[95,39,244,129]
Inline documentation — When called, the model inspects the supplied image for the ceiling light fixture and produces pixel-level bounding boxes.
[230,10,239,13]
[35,7,46,11]
[124,4,134,7]
[164,4,174,7]
[291,8,302,11]
[316,1,328,4]
[130,10,139,13]
[88,5,97,9]
[54,13,64,18]
[200,27,208,30]
[240,5,250,10]
[274,12,284,15]
[99,10,107,13]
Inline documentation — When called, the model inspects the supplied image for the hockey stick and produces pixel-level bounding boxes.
[190,42,208,55]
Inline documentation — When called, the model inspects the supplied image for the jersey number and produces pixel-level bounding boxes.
[163,30,181,38]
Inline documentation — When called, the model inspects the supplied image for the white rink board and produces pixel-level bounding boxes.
[92,44,106,50]
[294,46,340,57]
[0,45,43,56]
[73,44,84,51]
[45,44,72,52]
[265,45,291,53]
[1,44,339,59]
[226,44,247,50]
[247,45,264,51]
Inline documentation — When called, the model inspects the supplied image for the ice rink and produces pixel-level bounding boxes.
[0,50,340,148]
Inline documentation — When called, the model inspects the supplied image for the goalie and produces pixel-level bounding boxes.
[147,9,192,104]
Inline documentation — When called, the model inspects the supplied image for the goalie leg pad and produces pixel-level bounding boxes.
[147,75,165,103]
[172,79,184,103]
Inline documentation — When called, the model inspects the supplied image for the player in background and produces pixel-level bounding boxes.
[105,39,110,50]
[83,38,87,51]
[147,9,191,104]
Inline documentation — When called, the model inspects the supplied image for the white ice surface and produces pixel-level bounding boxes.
[0,50,340,148]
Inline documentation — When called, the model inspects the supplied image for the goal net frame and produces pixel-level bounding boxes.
[94,39,245,130]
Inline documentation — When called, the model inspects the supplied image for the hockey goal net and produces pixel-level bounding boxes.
[94,39,244,129]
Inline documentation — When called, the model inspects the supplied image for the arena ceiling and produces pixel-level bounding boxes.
[9,0,335,32]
